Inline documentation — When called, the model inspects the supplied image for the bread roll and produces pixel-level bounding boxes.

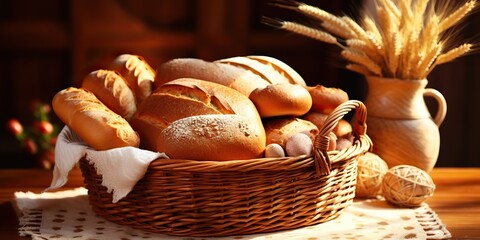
[264,117,318,148]
[303,112,352,138]
[307,85,349,114]
[285,133,313,157]
[81,70,136,120]
[249,83,312,117]
[155,56,311,117]
[131,78,266,160]
[52,87,140,150]
[109,54,155,105]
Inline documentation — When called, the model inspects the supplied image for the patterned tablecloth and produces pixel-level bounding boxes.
[14,188,450,240]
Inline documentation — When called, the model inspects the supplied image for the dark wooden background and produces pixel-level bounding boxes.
[1,0,478,168]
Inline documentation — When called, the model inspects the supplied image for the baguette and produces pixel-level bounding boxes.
[109,54,155,105]
[81,70,136,120]
[52,87,140,150]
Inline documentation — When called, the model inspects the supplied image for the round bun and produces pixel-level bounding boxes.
[52,87,140,150]
[307,85,349,114]
[265,143,285,158]
[81,70,136,120]
[109,54,155,105]
[131,78,266,160]
[285,133,313,157]
[249,83,312,117]
[303,112,352,138]
[264,117,319,148]
[155,56,310,117]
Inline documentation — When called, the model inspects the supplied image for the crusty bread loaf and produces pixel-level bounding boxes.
[154,58,268,95]
[246,55,306,86]
[81,70,136,120]
[52,87,140,150]
[109,54,155,105]
[307,85,349,114]
[217,56,307,86]
[131,78,266,160]
[264,117,319,148]
[155,56,312,117]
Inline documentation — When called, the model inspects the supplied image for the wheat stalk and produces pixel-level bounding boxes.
[270,0,477,80]
[425,43,473,77]
[439,0,477,32]
[342,49,382,76]
[436,43,473,65]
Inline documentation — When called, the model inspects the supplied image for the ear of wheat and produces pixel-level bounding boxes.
[264,0,477,80]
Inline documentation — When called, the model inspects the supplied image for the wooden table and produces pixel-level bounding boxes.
[1,168,479,239]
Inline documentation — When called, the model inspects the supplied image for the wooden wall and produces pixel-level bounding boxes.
[0,0,478,168]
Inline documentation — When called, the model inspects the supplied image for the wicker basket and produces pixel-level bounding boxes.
[79,100,372,237]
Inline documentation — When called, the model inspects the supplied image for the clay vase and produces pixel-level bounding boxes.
[364,76,447,172]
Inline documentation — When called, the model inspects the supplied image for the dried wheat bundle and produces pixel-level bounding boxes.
[265,0,477,79]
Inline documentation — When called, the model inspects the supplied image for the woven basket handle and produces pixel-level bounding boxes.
[313,100,368,176]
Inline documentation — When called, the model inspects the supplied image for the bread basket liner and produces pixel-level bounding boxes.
[49,100,372,237]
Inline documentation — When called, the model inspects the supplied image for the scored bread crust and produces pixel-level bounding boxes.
[52,87,140,150]
[131,78,266,160]
[154,58,269,95]
[215,56,289,84]
[81,70,137,120]
[246,55,307,86]
[109,54,155,105]
[155,56,312,117]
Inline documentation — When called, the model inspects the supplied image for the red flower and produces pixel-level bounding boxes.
[6,118,23,136]
[34,121,54,135]
[24,139,38,155]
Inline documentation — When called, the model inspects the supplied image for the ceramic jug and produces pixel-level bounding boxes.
[364,76,447,172]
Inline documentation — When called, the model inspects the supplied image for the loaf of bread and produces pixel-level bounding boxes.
[154,58,266,95]
[52,87,140,150]
[109,54,155,105]
[81,70,137,120]
[131,78,266,160]
[154,56,312,117]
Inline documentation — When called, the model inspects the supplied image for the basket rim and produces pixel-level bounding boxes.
[145,134,371,173]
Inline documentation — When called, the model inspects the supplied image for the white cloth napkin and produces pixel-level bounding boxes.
[45,126,167,203]
[15,188,452,240]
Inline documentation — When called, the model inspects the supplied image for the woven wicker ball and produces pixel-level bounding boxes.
[355,152,389,198]
[382,165,435,207]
